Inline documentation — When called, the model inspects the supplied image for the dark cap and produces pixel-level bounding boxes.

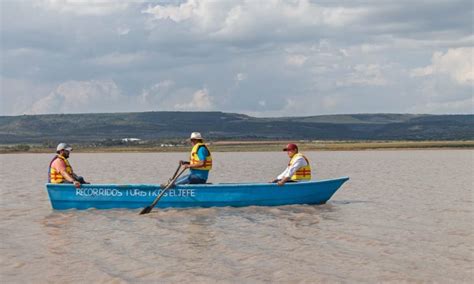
[283,143,298,151]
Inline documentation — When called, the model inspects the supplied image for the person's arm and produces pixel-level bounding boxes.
[186,160,205,169]
[276,168,289,180]
[277,156,307,186]
[277,176,291,186]
[270,167,289,183]
[183,147,207,169]
[59,168,81,188]
[61,170,77,182]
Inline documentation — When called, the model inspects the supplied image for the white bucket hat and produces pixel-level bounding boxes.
[189,132,203,140]
[57,143,73,152]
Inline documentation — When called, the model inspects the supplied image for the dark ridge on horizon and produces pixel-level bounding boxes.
[2,110,473,119]
[0,111,472,143]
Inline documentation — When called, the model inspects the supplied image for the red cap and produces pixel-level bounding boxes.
[283,143,298,151]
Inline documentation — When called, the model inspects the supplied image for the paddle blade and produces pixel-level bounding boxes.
[139,206,152,215]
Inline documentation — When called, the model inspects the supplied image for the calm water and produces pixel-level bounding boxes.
[0,150,473,283]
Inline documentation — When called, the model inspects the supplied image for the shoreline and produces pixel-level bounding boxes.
[1,140,473,153]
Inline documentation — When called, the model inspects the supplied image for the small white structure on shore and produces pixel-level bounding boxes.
[122,138,141,143]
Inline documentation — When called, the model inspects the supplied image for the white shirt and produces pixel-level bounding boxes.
[277,154,308,180]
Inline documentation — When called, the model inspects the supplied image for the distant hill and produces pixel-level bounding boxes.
[0,112,472,143]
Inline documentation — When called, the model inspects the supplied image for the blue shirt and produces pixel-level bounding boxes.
[190,146,209,180]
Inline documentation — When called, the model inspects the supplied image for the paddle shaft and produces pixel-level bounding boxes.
[166,163,182,186]
[150,167,187,209]
[140,167,187,214]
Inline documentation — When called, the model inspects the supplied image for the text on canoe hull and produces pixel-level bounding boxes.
[75,188,196,197]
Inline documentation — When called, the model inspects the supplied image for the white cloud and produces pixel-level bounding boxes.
[408,97,474,114]
[143,0,367,40]
[0,78,53,115]
[339,48,349,57]
[2,1,473,116]
[139,80,175,107]
[116,27,131,36]
[5,47,43,57]
[411,47,474,85]
[338,64,388,86]
[89,52,147,67]
[174,88,213,110]
[28,80,129,114]
[359,43,389,54]
[286,54,307,67]
[277,98,298,115]
[143,0,197,22]
[322,95,340,110]
[138,83,214,111]
[38,0,130,15]
[235,73,247,81]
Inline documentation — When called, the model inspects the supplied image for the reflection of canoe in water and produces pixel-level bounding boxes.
[45,177,349,210]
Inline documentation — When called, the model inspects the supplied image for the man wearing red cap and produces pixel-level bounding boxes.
[271,143,312,186]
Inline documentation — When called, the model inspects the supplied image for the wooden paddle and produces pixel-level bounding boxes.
[139,166,187,215]
[165,163,183,187]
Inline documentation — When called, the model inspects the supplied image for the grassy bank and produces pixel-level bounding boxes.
[1,140,473,153]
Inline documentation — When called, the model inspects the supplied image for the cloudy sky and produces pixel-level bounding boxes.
[1,0,473,117]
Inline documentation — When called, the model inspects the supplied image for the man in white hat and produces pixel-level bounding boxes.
[175,132,212,184]
[48,143,88,188]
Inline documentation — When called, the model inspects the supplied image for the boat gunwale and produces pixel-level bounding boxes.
[45,177,350,189]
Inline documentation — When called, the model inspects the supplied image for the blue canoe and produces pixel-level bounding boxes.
[45,177,349,210]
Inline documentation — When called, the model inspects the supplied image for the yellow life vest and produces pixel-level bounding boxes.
[289,153,312,181]
[190,143,212,171]
[48,155,73,183]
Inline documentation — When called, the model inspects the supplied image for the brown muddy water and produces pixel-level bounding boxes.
[0,150,473,283]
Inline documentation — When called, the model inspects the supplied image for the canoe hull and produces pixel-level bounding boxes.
[45,177,349,210]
